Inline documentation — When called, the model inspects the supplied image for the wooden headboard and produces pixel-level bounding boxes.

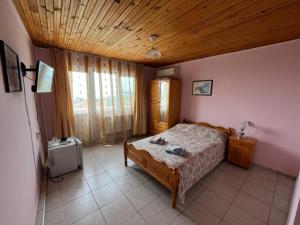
[182,119,233,136]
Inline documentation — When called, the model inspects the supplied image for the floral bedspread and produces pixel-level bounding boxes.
[132,123,227,202]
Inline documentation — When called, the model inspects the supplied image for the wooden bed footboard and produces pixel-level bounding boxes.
[123,140,180,208]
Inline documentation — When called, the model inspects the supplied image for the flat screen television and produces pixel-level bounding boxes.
[32,61,54,93]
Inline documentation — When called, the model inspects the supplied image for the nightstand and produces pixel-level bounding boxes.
[227,135,256,169]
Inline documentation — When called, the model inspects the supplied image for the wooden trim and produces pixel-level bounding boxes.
[123,120,232,208]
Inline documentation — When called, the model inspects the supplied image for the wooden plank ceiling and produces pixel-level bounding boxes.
[13,0,300,67]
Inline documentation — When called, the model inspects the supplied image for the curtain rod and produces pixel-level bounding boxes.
[49,47,142,66]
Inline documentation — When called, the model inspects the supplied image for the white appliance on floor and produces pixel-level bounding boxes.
[47,137,83,177]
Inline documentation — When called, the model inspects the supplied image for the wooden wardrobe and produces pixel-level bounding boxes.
[150,78,181,134]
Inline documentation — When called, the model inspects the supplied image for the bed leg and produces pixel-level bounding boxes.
[123,139,128,167]
[170,168,179,208]
[171,190,177,208]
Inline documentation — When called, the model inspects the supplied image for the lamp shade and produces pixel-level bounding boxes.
[146,47,161,58]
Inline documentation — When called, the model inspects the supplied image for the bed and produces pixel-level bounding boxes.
[123,120,233,208]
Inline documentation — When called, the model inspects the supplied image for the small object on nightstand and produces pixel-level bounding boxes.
[227,135,256,169]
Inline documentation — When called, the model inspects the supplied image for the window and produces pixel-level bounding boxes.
[69,71,135,116]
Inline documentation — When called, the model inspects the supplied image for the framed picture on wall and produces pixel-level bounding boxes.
[0,40,22,92]
[192,80,213,96]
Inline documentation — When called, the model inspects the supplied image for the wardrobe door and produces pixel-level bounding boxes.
[158,80,169,123]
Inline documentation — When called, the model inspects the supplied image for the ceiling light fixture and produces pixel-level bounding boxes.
[146,35,161,59]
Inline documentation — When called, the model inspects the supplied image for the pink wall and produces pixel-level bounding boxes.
[0,0,43,225]
[167,39,300,176]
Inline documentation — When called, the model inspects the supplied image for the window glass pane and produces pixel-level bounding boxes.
[70,71,88,114]
[122,76,134,105]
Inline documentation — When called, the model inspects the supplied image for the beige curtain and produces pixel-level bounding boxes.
[67,52,144,145]
[133,64,147,135]
[51,48,75,138]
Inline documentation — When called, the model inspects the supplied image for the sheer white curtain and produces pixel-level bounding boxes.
[67,53,136,145]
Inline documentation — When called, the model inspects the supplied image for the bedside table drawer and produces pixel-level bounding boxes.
[230,139,253,149]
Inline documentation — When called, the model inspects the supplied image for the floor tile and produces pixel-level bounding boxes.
[86,172,113,190]
[185,200,220,225]
[196,190,231,218]
[224,205,267,225]
[101,197,137,225]
[268,207,288,225]
[83,160,105,178]
[60,171,85,189]
[46,191,63,211]
[140,198,179,225]
[210,161,229,178]
[115,174,143,193]
[208,180,238,202]
[215,167,248,190]
[126,184,157,210]
[175,182,205,211]
[275,182,294,199]
[251,165,277,182]
[197,173,215,188]
[61,180,90,202]
[275,174,295,199]
[226,165,250,178]
[121,213,147,225]
[241,179,274,205]
[108,166,132,180]
[63,193,98,225]
[219,221,230,225]
[144,179,169,197]
[233,192,270,223]
[47,180,61,194]
[130,169,152,183]
[277,174,295,187]
[272,194,291,213]
[247,173,276,191]
[44,206,65,225]
[92,182,123,207]
[99,157,122,170]
[171,214,198,225]
[72,210,105,225]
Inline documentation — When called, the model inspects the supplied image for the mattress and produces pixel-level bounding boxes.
[132,123,227,202]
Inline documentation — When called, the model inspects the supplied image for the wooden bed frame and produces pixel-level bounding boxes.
[123,120,233,208]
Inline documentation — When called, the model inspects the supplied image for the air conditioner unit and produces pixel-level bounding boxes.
[157,67,177,78]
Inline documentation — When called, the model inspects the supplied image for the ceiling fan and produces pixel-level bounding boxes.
[146,35,161,59]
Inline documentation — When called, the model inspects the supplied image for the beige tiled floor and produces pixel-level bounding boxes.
[44,142,295,225]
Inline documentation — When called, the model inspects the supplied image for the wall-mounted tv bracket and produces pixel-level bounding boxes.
[20,62,38,92]
[20,62,36,77]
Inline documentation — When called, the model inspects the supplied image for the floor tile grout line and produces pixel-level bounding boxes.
[84,173,109,225]
[173,163,229,224]
[217,164,252,225]
[95,147,182,225]
[218,165,283,225]
[267,172,279,224]
[103,164,150,225]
